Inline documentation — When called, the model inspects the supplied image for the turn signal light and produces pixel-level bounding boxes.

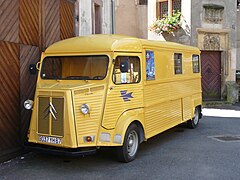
[86,136,92,142]
[83,136,95,142]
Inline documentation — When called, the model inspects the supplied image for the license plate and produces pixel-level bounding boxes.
[39,135,62,144]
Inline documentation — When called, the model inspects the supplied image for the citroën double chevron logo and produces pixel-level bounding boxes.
[44,102,57,120]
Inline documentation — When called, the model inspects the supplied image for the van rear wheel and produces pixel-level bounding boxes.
[187,107,200,129]
[117,124,139,163]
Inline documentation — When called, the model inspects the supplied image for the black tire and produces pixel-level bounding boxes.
[187,107,200,129]
[117,123,140,163]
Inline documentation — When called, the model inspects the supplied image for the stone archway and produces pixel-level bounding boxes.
[197,29,230,100]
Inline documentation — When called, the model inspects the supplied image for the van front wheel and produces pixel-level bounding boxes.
[117,124,139,163]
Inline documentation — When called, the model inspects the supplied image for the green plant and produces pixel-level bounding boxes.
[149,11,182,35]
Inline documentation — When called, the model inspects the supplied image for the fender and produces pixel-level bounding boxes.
[192,95,202,116]
[113,108,145,145]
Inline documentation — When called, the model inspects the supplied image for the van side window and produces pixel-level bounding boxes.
[192,54,200,73]
[113,56,140,84]
[174,53,182,74]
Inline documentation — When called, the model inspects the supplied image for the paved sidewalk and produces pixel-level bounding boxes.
[204,102,240,110]
[203,102,240,118]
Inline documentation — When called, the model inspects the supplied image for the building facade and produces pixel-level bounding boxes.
[237,1,240,88]
[75,0,112,36]
[148,0,238,102]
[115,0,148,38]
[192,0,237,102]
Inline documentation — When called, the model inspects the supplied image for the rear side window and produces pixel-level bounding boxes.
[174,53,182,74]
[113,56,141,84]
[146,50,155,80]
[192,54,200,73]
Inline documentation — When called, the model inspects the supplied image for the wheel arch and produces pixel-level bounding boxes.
[195,104,202,119]
[114,109,145,145]
[131,120,145,143]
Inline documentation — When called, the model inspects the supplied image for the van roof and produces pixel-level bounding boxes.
[45,34,199,54]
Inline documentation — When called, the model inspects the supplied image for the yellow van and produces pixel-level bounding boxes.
[24,34,202,162]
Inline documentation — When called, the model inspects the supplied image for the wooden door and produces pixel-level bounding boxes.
[0,42,21,156]
[20,0,75,140]
[60,0,75,39]
[0,0,21,159]
[0,0,76,161]
[92,0,102,34]
[201,51,221,100]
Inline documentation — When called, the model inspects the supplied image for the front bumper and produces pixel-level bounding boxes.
[25,142,97,157]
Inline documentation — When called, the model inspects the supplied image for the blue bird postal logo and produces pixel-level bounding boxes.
[120,90,134,101]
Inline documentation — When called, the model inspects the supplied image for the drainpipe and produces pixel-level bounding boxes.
[168,0,173,17]
[111,0,116,34]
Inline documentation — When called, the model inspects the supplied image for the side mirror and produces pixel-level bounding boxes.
[120,61,128,73]
[29,64,37,75]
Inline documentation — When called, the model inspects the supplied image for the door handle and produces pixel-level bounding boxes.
[110,86,115,90]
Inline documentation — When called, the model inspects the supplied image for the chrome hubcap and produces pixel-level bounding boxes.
[127,130,138,157]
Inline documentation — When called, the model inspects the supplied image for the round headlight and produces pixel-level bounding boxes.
[81,104,90,115]
[24,100,34,110]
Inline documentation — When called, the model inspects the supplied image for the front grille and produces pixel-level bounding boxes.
[38,97,50,134]
[38,97,64,136]
[51,98,64,136]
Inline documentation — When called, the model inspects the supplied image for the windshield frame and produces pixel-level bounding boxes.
[40,55,109,80]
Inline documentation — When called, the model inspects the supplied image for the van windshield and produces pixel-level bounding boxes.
[41,55,109,80]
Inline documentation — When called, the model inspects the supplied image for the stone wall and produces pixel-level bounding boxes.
[237,10,240,71]
[191,0,238,102]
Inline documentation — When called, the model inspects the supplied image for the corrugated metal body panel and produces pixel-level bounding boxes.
[170,79,201,96]
[102,84,143,129]
[144,79,200,107]
[143,83,170,107]
[44,0,60,48]
[60,0,74,40]
[0,42,21,152]
[73,86,106,145]
[144,99,182,138]
[182,96,192,121]
[20,45,40,140]
[0,0,19,43]
[19,0,39,46]
[143,78,201,138]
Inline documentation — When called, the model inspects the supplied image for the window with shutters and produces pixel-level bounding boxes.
[138,0,148,5]
[156,0,181,18]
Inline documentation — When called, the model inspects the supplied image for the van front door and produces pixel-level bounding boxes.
[102,53,144,129]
